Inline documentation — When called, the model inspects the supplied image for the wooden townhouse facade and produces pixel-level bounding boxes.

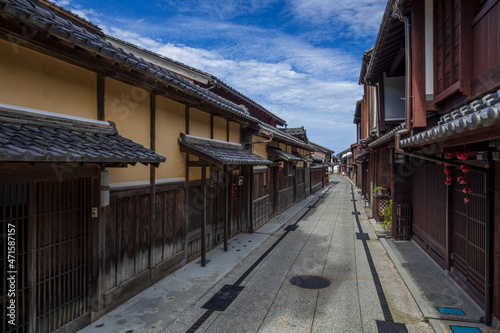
[0,1,323,332]
[353,0,500,325]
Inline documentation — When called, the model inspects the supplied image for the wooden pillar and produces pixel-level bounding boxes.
[201,166,207,266]
[224,165,229,252]
[184,106,190,263]
[149,93,156,270]
[28,181,36,333]
[97,75,105,121]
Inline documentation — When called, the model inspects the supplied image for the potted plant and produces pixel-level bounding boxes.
[382,200,392,231]
[374,186,386,195]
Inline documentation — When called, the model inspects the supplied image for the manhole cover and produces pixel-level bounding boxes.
[290,276,330,289]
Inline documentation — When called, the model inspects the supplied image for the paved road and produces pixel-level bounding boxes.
[165,176,433,333]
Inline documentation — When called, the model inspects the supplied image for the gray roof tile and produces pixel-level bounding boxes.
[0,0,259,124]
[402,91,500,148]
[179,134,271,166]
[0,105,165,164]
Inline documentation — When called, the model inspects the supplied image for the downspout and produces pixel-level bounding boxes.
[394,3,411,154]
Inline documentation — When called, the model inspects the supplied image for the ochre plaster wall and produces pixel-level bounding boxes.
[228,121,240,143]
[252,135,268,160]
[105,78,150,184]
[213,116,227,141]
[156,96,185,180]
[0,38,96,119]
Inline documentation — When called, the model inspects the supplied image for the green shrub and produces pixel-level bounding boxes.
[382,200,392,231]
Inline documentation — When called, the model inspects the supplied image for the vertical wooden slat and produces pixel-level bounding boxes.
[150,93,156,271]
[201,166,206,267]
[224,166,229,252]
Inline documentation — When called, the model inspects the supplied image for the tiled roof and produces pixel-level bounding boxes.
[0,0,257,124]
[268,148,301,162]
[293,152,312,162]
[309,141,334,154]
[0,104,165,164]
[257,122,313,151]
[281,127,306,136]
[368,122,405,148]
[401,91,500,148]
[179,134,271,167]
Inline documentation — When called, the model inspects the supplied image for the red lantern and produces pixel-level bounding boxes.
[463,187,472,194]
[446,175,453,181]
[464,197,470,203]
[445,180,452,186]
[444,168,452,174]
[457,152,469,161]
[460,164,470,173]
[445,153,454,159]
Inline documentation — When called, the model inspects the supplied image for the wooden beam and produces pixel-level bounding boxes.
[389,47,405,75]
[180,145,224,169]
[187,161,211,167]
[226,120,230,142]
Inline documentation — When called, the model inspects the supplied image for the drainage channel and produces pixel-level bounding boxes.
[185,186,333,333]
[350,185,408,332]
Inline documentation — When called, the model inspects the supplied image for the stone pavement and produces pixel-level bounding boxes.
[79,175,499,333]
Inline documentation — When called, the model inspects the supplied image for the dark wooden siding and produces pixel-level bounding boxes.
[434,0,461,97]
[277,187,293,213]
[411,163,447,262]
[451,169,487,305]
[310,168,323,194]
[472,0,500,96]
[494,161,500,319]
[103,184,185,307]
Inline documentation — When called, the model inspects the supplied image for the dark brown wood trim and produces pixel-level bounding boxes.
[434,81,460,104]
[185,105,190,134]
[201,166,207,267]
[460,1,474,99]
[210,113,214,139]
[378,76,386,132]
[472,0,499,26]
[91,176,104,317]
[28,180,36,333]
[226,120,230,142]
[155,182,185,192]
[425,100,438,111]
[110,186,151,199]
[187,161,211,167]
[150,93,156,269]
[412,0,427,128]
[97,74,105,121]
[180,145,224,169]
[0,165,99,182]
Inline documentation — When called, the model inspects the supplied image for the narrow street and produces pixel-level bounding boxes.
[166,175,432,333]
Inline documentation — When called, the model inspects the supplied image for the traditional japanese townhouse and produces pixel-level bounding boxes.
[360,0,500,325]
[0,0,273,331]
[104,35,315,233]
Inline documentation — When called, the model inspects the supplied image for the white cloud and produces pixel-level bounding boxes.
[289,0,386,38]
[104,26,361,151]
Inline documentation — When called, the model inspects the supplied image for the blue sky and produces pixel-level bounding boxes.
[55,0,387,154]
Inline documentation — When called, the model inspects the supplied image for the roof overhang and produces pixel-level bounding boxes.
[179,133,272,168]
[401,94,500,149]
[0,104,165,166]
[268,148,302,162]
[293,152,313,162]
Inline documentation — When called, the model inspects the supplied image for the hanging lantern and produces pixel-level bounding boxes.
[445,153,454,160]
[457,152,469,161]
[460,164,470,173]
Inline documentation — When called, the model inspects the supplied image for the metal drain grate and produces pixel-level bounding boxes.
[290,276,330,289]
[202,284,244,311]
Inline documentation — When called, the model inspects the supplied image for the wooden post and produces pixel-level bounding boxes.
[184,106,190,263]
[28,181,36,333]
[150,93,156,272]
[224,165,229,252]
[97,75,105,121]
[201,166,207,266]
